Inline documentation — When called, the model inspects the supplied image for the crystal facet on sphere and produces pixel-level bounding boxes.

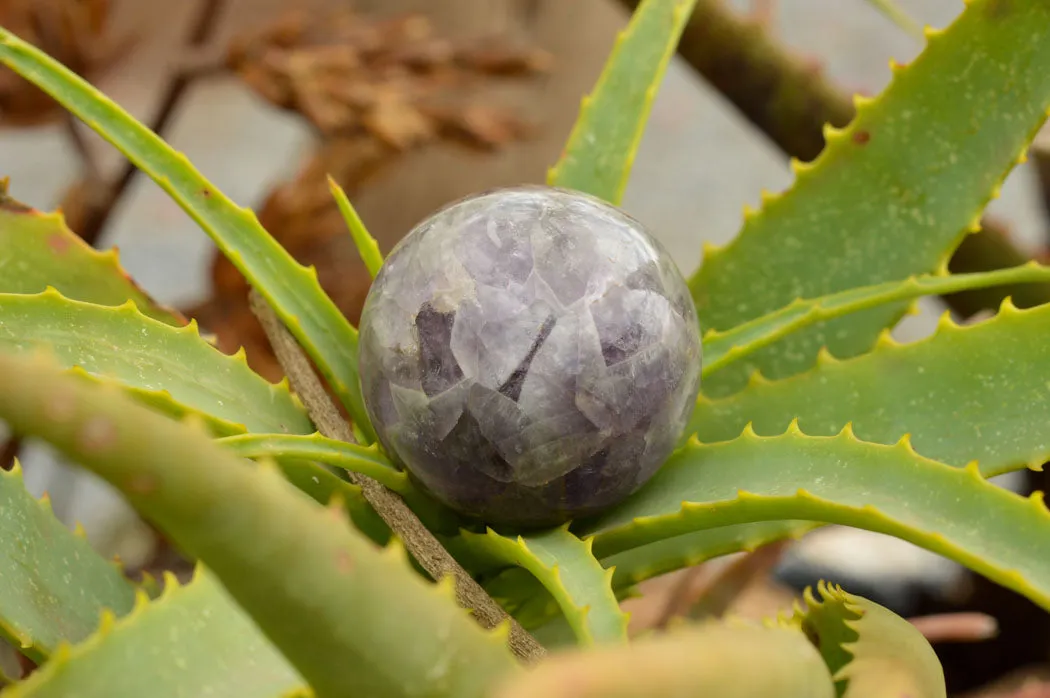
[358,186,702,528]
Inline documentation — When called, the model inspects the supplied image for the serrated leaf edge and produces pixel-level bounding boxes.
[459,525,629,647]
[1,567,219,698]
[0,462,133,664]
[0,287,310,434]
[691,1,1049,340]
[0,203,187,328]
[788,581,945,697]
[588,421,1050,613]
[700,260,1050,376]
[693,296,1050,475]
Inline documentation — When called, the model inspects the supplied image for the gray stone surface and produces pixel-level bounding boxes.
[359,186,701,526]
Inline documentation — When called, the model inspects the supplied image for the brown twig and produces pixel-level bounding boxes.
[246,288,545,664]
[616,0,1050,317]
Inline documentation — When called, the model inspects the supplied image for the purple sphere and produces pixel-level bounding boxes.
[358,186,702,528]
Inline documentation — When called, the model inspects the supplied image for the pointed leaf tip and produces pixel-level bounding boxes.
[548,0,700,203]
[327,176,383,279]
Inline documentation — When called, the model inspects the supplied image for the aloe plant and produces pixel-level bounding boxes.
[1,0,1049,695]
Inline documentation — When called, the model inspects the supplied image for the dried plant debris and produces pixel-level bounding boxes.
[226,8,550,148]
[0,0,123,125]
[191,9,549,382]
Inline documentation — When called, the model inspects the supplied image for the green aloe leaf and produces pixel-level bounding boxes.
[328,177,383,279]
[689,0,1050,397]
[0,350,519,698]
[0,184,183,326]
[547,0,698,203]
[460,526,628,646]
[482,521,817,632]
[0,463,136,663]
[482,567,636,634]
[0,290,311,436]
[581,426,1050,612]
[690,300,1050,477]
[2,569,305,698]
[268,458,390,548]
[701,261,1050,376]
[602,521,819,590]
[0,28,376,443]
[214,433,460,534]
[491,621,834,698]
[215,433,406,492]
[798,583,945,698]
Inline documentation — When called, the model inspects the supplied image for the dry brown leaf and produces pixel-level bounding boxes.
[226,7,545,146]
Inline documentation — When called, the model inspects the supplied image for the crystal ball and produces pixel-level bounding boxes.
[358,186,702,528]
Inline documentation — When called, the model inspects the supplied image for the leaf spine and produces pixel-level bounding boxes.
[821,123,842,143]
[487,617,512,644]
[922,25,943,40]
[382,536,408,563]
[160,571,182,598]
[999,295,1020,314]
[701,240,723,262]
[789,158,814,176]
[852,94,874,110]
[433,573,457,600]
[963,460,984,481]
[873,328,898,349]
[815,345,837,365]
[935,309,958,332]
[1029,490,1047,513]
[746,369,769,387]
[759,189,779,206]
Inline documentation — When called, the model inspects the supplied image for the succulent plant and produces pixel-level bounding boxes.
[359,185,702,527]
[1,0,1050,696]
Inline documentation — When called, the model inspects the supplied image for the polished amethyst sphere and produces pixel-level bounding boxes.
[358,186,702,528]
